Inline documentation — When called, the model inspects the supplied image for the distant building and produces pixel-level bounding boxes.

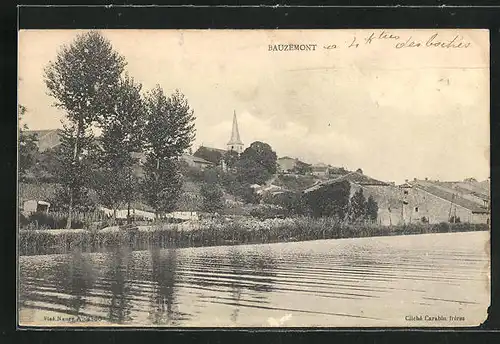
[277,156,299,172]
[302,172,490,225]
[192,111,244,171]
[311,163,329,177]
[181,154,214,170]
[403,179,490,225]
[227,111,244,154]
[23,200,51,215]
[193,146,226,165]
[327,166,350,179]
[164,211,199,221]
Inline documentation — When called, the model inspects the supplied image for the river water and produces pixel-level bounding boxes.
[18,231,490,327]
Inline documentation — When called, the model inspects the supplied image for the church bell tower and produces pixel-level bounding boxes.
[227,110,244,154]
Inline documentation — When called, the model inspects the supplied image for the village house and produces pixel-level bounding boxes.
[303,171,396,224]
[181,154,214,170]
[302,172,490,226]
[311,163,330,178]
[402,179,490,225]
[277,156,299,173]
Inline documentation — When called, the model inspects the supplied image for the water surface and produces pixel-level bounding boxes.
[19,231,490,327]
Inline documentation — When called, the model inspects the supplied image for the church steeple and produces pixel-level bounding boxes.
[227,110,243,154]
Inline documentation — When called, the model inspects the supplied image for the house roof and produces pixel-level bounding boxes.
[197,146,227,155]
[303,171,390,194]
[182,154,214,165]
[410,180,489,213]
[437,181,490,200]
[328,167,349,174]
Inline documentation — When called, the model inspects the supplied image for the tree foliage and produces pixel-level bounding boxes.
[292,160,312,175]
[303,180,351,219]
[143,157,183,215]
[200,183,225,213]
[349,188,367,222]
[44,31,126,124]
[270,191,308,216]
[44,30,126,228]
[366,195,379,222]
[142,86,196,216]
[236,141,277,185]
[223,150,239,170]
[52,124,97,213]
[29,146,63,183]
[94,75,146,219]
[18,105,38,181]
[144,87,195,159]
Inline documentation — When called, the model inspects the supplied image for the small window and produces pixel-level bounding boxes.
[415,207,419,212]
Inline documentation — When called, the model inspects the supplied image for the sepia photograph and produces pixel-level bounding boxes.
[17,29,490,327]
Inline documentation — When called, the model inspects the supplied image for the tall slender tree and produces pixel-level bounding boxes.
[94,75,146,223]
[44,31,126,228]
[143,87,196,217]
[52,123,96,214]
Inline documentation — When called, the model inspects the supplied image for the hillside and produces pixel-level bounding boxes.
[273,174,319,192]
[20,165,336,215]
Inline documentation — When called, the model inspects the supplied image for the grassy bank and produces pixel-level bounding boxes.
[19,217,489,256]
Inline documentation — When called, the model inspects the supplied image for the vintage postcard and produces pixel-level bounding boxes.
[17,29,490,327]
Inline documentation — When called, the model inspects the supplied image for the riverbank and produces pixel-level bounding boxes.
[19,217,489,256]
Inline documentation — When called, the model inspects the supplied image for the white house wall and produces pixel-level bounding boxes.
[352,184,489,225]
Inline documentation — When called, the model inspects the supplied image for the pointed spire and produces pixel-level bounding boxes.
[227,110,243,145]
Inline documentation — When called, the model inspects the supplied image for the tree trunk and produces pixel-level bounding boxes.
[67,121,82,230]
[66,191,73,229]
[127,200,131,224]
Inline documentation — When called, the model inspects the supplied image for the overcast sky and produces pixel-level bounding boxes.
[18,29,489,184]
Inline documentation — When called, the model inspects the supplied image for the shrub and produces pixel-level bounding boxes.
[435,222,451,233]
[200,183,224,213]
[303,180,350,219]
[250,205,285,220]
[19,212,30,227]
[22,211,93,230]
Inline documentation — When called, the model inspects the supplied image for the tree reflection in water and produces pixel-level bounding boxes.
[53,249,96,316]
[228,249,244,323]
[104,245,134,324]
[196,248,278,324]
[148,248,184,325]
